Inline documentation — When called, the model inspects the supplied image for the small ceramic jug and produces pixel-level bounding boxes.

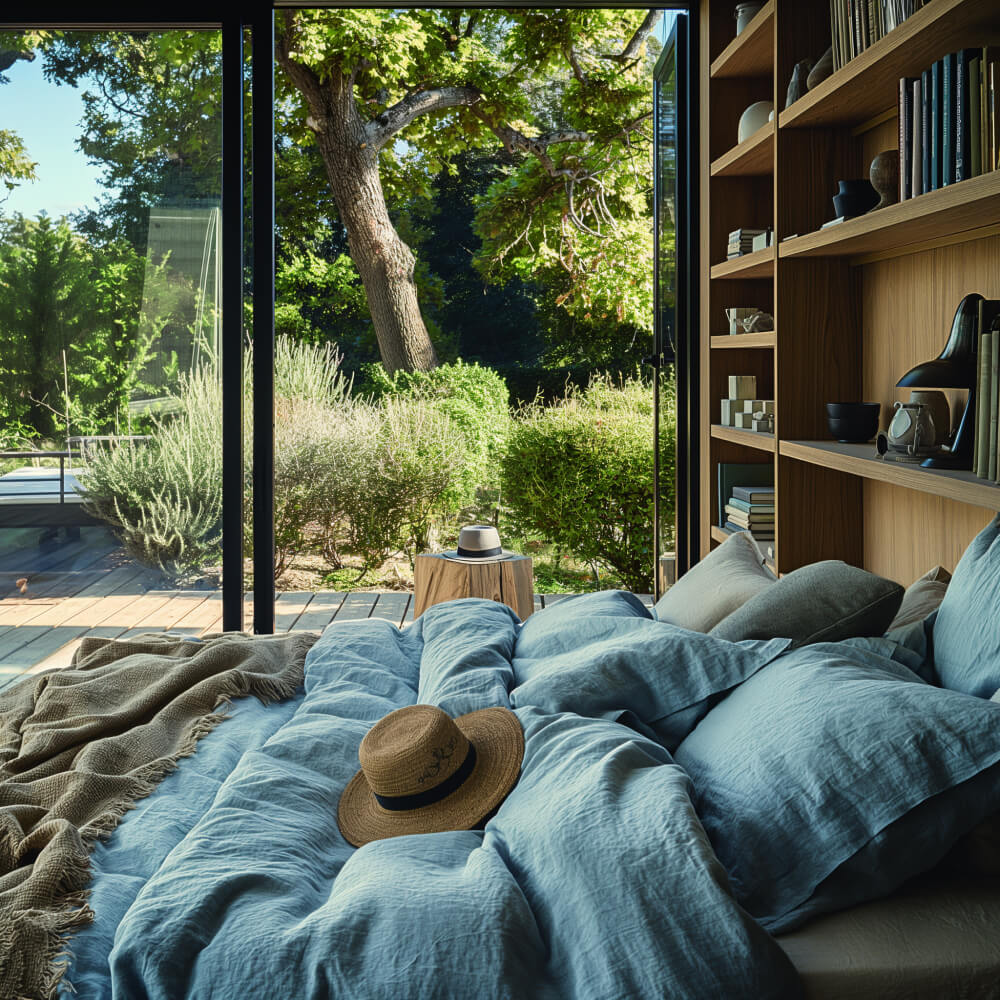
[887,401,936,457]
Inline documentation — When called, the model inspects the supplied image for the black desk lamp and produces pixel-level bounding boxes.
[895,292,999,470]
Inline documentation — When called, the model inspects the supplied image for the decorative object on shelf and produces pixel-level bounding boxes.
[875,401,937,462]
[895,292,993,470]
[806,46,833,90]
[867,151,899,212]
[825,402,881,443]
[728,375,757,398]
[737,101,774,143]
[831,178,879,219]
[785,59,813,108]
[907,390,950,446]
[734,2,764,35]
[742,311,774,333]
[725,306,760,334]
[751,229,772,252]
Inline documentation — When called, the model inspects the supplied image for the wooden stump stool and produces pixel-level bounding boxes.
[414,553,534,620]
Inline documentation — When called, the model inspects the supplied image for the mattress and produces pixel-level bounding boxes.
[775,874,1000,1000]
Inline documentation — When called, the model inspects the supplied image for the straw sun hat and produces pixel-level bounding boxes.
[337,704,524,848]
[441,524,517,563]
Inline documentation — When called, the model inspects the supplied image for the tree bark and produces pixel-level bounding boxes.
[276,44,438,374]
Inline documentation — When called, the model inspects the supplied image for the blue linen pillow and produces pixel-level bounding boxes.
[511,620,790,752]
[673,638,1000,932]
[930,514,1000,697]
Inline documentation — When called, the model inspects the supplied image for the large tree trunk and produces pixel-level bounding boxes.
[275,46,438,374]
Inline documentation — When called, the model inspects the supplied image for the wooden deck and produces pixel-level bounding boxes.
[0,540,655,690]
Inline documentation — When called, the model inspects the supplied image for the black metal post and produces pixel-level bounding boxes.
[252,10,275,634]
[222,15,245,632]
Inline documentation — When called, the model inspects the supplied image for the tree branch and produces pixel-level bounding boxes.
[603,9,664,64]
[368,85,482,148]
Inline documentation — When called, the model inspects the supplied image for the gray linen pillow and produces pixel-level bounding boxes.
[887,565,951,631]
[709,560,904,647]
[654,531,776,632]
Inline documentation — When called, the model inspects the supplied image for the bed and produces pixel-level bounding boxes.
[3,518,1000,999]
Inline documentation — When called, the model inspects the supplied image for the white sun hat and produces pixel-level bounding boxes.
[440,524,518,563]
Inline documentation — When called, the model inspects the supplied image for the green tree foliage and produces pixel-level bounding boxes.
[0,215,152,439]
[0,37,40,196]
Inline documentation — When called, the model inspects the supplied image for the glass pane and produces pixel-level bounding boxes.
[0,28,225,676]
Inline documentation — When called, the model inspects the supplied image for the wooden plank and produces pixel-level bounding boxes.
[498,558,534,620]
[28,625,129,672]
[710,246,774,280]
[170,590,223,632]
[0,626,90,678]
[292,591,346,632]
[710,122,773,178]
[332,592,378,622]
[203,592,253,635]
[710,425,776,452]
[370,592,411,627]
[710,331,776,350]
[274,591,319,632]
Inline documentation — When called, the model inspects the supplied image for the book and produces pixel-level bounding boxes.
[899,77,913,200]
[973,329,985,474]
[931,59,942,190]
[911,78,922,198]
[921,68,931,194]
[725,497,775,514]
[990,328,999,481]
[942,51,955,186]
[971,55,982,178]
[732,485,775,504]
[717,462,773,529]
[725,508,775,526]
[956,49,973,182]
[976,330,992,478]
[724,521,774,540]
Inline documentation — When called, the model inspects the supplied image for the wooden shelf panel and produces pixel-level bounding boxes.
[778,171,1000,260]
[711,246,775,279]
[779,0,999,130]
[710,0,774,79]
[710,331,776,349]
[781,440,1000,511]
[710,122,774,177]
[711,424,776,452]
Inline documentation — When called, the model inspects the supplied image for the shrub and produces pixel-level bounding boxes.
[363,359,510,509]
[334,397,467,577]
[500,375,676,593]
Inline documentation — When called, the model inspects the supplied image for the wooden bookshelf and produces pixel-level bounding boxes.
[699,0,1000,584]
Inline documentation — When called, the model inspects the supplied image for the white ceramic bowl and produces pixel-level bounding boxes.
[738,101,774,143]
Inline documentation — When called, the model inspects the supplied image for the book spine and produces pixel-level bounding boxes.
[992,61,998,171]
[977,331,992,479]
[956,49,970,182]
[899,78,911,200]
[973,332,983,477]
[912,78,922,196]
[990,329,999,481]
[921,68,931,194]
[942,52,955,186]
[971,57,982,178]
[931,60,942,190]
[830,1,840,72]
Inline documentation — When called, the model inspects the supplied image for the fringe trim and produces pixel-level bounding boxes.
[9,633,314,999]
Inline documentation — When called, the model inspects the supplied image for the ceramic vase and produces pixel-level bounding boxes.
[734,2,763,34]
[832,179,879,219]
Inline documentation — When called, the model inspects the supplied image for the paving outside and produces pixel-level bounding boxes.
[0,530,654,689]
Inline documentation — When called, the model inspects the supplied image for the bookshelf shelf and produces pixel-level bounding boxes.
[710,0,774,79]
[710,425,776,452]
[778,0,999,130]
[710,246,775,279]
[710,331,776,349]
[779,172,1000,259]
[780,440,1000,511]
[710,122,774,177]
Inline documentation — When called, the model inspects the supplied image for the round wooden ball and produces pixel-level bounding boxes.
[868,151,899,212]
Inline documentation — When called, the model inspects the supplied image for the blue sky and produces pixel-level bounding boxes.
[2,54,105,219]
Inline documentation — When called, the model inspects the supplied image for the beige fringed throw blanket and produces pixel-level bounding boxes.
[0,630,317,1000]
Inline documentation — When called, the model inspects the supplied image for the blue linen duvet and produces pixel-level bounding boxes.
[65,594,801,999]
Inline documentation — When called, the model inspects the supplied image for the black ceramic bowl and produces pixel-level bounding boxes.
[826,402,881,443]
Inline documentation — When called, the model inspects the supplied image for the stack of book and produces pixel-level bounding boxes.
[727,229,768,259]
[724,486,775,542]
[898,47,999,203]
[720,375,775,433]
[973,299,1000,482]
[830,0,925,72]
